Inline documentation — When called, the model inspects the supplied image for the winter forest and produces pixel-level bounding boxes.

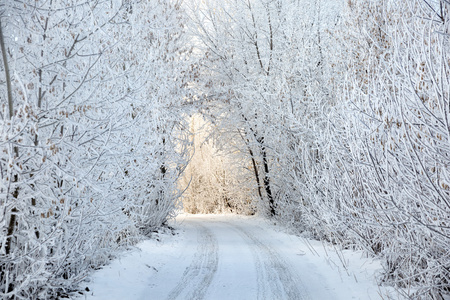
[0,0,449,299]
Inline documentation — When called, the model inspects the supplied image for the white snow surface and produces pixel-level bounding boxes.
[73,214,398,300]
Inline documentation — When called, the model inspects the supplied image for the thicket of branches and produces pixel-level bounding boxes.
[0,0,193,298]
[186,0,450,298]
[1,0,449,298]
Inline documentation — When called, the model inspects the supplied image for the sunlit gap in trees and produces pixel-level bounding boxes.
[180,114,254,214]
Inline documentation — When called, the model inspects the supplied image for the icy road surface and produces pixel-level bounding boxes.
[74,214,395,300]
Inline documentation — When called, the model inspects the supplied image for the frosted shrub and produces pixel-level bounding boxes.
[0,0,192,298]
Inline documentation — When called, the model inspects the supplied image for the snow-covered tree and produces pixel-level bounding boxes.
[181,114,254,214]
[186,0,450,297]
[0,0,193,298]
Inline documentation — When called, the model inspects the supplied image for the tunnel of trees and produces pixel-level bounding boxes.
[0,0,449,299]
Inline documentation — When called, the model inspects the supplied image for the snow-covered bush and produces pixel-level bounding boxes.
[0,0,192,298]
[328,1,450,297]
[186,0,450,298]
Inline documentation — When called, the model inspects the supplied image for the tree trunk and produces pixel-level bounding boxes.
[1,19,20,257]
[157,137,167,206]
[248,147,264,203]
[259,138,275,216]
[0,20,13,120]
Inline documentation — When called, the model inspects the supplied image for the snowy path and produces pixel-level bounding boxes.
[169,217,308,300]
[74,214,396,300]
[166,222,219,299]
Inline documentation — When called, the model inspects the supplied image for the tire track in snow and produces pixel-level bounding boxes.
[229,223,310,300]
[165,223,218,300]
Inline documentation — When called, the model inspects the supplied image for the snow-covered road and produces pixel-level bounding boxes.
[74,214,396,300]
[165,217,308,299]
